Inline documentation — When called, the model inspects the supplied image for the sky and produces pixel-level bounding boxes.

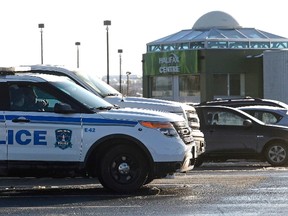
[1,0,287,78]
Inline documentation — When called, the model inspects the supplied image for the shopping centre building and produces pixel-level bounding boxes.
[142,11,288,103]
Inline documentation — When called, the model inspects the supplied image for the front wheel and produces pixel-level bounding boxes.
[265,142,288,166]
[99,145,148,193]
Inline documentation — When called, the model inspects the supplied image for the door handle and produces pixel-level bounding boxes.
[12,118,30,123]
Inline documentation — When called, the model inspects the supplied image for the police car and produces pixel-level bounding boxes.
[13,64,205,158]
[0,69,195,193]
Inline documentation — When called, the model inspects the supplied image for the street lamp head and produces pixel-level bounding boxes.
[118,49,123,53]
[75,42,81,46]
[104,20,111,26]
[38,23,44,28]
[126,71,131,75]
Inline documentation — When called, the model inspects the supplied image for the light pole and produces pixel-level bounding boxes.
[118,49,123,93]
[38,23,44,64]
[75,42,81,68]
[126,71,131,96]
[104,20,111,84]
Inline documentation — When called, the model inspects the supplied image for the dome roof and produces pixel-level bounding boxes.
[192,11,241,30]
[147,11,288,51]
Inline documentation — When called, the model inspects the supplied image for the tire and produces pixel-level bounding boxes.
[265,142,288,166]
[99,145,148,193]
[144,175,154,185]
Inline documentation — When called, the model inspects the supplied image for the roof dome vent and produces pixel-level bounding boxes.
[192,11,241,30]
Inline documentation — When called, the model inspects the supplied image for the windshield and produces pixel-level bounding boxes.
[73,70,121,97]
[51,78,113,109]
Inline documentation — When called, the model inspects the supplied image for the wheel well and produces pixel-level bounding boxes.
[262,139,288,154]
[85,135,154,177]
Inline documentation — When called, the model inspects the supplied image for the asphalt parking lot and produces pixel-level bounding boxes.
[1,160,288,216]
[0,160,272,191]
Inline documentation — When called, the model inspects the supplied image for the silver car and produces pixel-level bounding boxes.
[238,105,288,126]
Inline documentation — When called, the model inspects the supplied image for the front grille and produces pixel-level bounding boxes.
[186,110,200,129]
[172,121,194,145]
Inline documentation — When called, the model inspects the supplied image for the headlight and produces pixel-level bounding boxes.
[139,121,178,137]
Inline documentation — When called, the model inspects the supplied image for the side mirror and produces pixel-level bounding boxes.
[54,103,73,113]
[243,119,253,128]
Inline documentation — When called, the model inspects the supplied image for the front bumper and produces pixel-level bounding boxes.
[152,147,194,178]
[192,129,205,156]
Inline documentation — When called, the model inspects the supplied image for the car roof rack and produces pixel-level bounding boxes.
[199,96,264,105]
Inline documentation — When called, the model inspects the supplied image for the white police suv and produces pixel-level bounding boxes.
[13,65,205,158]
[0,69,195,193]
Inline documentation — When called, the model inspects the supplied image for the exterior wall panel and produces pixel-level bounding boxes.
[264,50,288,104]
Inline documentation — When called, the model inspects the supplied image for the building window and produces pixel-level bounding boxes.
[179,75,200,96]
[213,74,245,98]
[151,76,172,97]
[230,74,242,95]
[207,41,228,49]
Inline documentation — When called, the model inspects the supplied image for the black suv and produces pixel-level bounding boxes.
[195,105,288,167]
[198,97,288,109]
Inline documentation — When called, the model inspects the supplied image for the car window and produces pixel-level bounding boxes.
[73,70,120,97]
[9,83,66,112]
[248,110,280,124]
[50,78,112,109]
[0,84,9,110]
[205,110,245,126]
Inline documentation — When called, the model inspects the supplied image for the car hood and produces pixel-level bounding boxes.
[105,95,194,113]
[98,107,186,123]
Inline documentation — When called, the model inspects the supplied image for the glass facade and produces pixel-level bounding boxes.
[151,76,172,97]
[150,75,200,101]
[212,74,244,98]
[179,75,200,97]
[147,28,288,52]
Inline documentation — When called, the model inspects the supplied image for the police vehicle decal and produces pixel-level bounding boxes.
[1,115,137,146]
[82,118,137,127]
[0,129,47,145]
[5,115,81,125]
[4,115,138,127]
[55,129,72,150]
[0,115,4,122]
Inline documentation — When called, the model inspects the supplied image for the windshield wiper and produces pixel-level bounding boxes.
[95,106,114,110]
[105,93,119,97]
[90,105,119,111]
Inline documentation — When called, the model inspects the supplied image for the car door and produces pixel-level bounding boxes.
[6,82,83,162]
[0,83,10,172]
[0,112,7,167]
[198,107,258,157]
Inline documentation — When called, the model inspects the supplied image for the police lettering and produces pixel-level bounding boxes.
[0,130,47,145]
